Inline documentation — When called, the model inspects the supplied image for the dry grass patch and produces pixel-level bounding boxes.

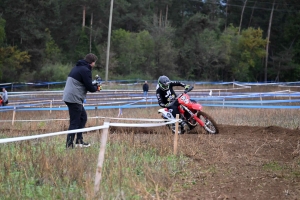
[1,107,300,199]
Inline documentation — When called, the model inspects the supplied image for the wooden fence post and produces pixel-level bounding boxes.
[12,107,16,125]
[95,107,98,126]
[173,114,179,155]
[94,118,110,196]
[50,100,53,113]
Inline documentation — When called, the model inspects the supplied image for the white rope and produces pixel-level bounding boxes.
[0,116,167,122]
[0,119,178,144]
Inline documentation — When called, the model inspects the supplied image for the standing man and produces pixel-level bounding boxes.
[63,53,101,148]
[143,81,149,96]
[2,88,8,106]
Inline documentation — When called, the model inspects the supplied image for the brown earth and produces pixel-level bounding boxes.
[172,125,300,200]
[111,124,300,200]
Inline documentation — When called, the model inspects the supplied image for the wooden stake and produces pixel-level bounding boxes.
[12,107,16,125]
[94,118,110,196]
[173,114,179,155]
[95,107,98,126]
[50,100,53,113]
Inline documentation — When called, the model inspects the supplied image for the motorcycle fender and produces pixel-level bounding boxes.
[193,116,205,127]
[158,108,168,114]
[158,108,174,119]
[191,103,202,110]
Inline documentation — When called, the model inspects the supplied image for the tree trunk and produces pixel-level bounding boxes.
[225,0,229,30]
[238,0,247,35]
[82,5,86,28]
[165,5,168,26]
[264,0,275,82]
[248,1,257,27]
[159,9,162,27]
[89,13,93,53]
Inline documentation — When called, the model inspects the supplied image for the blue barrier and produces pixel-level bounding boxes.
[1,81,300,111]
[2,80,300,89]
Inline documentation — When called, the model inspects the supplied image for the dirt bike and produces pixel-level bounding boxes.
[158,86,219,134]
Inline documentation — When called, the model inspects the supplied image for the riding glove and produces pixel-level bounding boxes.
[184,85,190,90]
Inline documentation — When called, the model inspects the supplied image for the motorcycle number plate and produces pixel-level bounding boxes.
[180,96,189,104]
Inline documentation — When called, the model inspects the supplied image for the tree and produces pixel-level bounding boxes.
[231,27,267,81]
[44,28,61,63]
[111,29,155,79]
[0,17,30,82]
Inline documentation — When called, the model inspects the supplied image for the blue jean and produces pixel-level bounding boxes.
[143,91,148,96]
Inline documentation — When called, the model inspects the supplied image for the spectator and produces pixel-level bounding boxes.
[143,81,149,96]
[2,88,8,106]
[63,53,101,148]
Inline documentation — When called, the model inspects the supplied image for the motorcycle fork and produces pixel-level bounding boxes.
[180,105,205,127]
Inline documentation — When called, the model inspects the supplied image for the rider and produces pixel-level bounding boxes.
[156,75,191,132]
[92,74,102,85]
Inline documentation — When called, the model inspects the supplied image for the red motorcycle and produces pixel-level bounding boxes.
[158,86,219,134]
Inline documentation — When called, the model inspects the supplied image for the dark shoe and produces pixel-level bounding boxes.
[75,139,91,148]
[66,135,74,148]
[66,142,74,149]
[181,121,190,133]
[171,123,182,134]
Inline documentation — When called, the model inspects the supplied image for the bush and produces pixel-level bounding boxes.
[38,63,72,82]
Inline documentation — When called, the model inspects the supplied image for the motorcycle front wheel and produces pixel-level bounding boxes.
[197,111,219,134]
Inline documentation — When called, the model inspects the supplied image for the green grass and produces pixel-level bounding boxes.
[0,137,192,199]
[262,161,283,171]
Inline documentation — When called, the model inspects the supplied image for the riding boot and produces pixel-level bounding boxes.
[181,121,190,133]
[66,134,75,148]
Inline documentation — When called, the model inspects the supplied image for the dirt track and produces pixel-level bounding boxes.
[111,124,300,199]
[173,124,300,200]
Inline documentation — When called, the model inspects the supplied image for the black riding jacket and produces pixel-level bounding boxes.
[156,81,186,108]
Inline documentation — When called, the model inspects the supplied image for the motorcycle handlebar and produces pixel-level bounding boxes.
[167,85,194,107]
[184,85,194,93]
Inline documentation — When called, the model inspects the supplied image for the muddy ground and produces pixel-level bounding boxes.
[111,124,300,200]
[170,125,300,200]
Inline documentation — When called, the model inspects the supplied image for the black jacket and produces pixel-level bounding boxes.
[143,83,149,92]
[156,81,186,107]
[63,60,97,104]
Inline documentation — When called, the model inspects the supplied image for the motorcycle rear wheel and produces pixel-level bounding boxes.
[197,111,219,134]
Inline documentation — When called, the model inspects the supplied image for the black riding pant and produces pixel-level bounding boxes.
[168,101,180,118]
[65,102,87,144]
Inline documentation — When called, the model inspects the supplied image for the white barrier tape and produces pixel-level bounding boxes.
[91,116,167,121]
[0,124,109,144]
[0,117,167,123]
[110,120,177,127]
[0,119,69,122]
[233,82,251,88]
[0,119,178,144]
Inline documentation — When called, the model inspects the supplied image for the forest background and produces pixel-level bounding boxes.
[0,0,299,83]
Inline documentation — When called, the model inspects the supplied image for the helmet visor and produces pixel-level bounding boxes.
[160,82,170,90]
